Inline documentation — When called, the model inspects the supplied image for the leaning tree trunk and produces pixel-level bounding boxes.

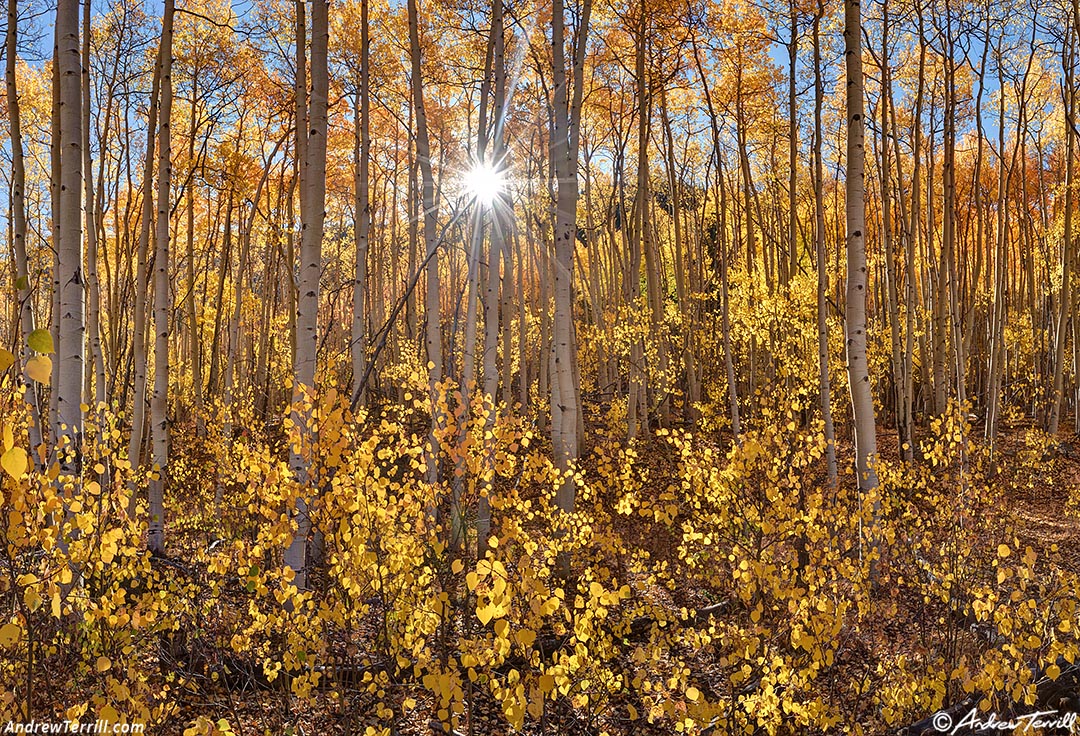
[843,0,879,519]
[285,0,328,590]
[351,0,371,409]
[6,0,44,459]
[82,0,105,421]
[126,44,161,486]
[626,0,647,441]
[407,0,443,490]
[148,0,175,555]
[479,0,507,552]
[1050,23,1077,438]
[185,90,205,439]
[814,5,838,485]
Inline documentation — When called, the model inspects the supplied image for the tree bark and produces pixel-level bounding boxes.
[126,37,161,483]
[407,0,443,490]
[285,0,328,589]
[148,0,175,555]
[844,0,879,515]
[351,0,371,409]
[56,0,84,477]
[6,0,44,459]
[1050,17,1077,437]
[551,0,591,513]
[813,5,837,484]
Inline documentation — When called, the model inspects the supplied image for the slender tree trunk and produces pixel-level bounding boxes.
[49,26,61,445]
[6,0,44,459]
[148,0,175,555]
[692,38,740,441]
[407,0,443,489]
[878,0,908,459]
[127,44,160,483]
[1050,24,1077,437]
[82,0,105,421]
[786,2,799,288]
[627,0,647,440]
[478,0,507,552]
[285,0,328,589]
[844,0,879,520]
[351,0,371,409]
[813,6,837,483]
[185,90,205,438]
[207,188,233,396]
[550,0,590,513]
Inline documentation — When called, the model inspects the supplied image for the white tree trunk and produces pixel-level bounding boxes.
[56,0,84,474]
[149,0,175,555]
[551,0,578,513]
[813,6,837,484]
[844,0,879,512]
[285,0,328,589]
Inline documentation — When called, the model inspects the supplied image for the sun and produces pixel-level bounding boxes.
[463,162,507,207]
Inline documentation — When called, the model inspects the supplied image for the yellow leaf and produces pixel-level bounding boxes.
[1048,664,1061,680]
[451,559,464,574]
[627,703,638,720]
[997,544,1011,559]
[2,447,28,479]
[0,622,21,647]
[27,329,54,354]
[0,348,15,372]
[95,656,111,672]
[686,686,701,702]
[477,602,494,626]
[26,355,51,385]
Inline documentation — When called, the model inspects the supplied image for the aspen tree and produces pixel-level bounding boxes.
[843,0,879,515]
[285,0,329,588]
[6,0,44,459]
[813,3,837,484]
[1050,9,1078,437]
[407,0,443,489]
[56,0,84,474]
[149,0,174,554]
[550,0,591,512]
[351,0,370,409]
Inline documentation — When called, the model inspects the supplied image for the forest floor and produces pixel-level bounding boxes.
[36,419,1080,736]
[181,423,1080,735]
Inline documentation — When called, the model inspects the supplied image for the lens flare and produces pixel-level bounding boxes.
[463,163,506,207]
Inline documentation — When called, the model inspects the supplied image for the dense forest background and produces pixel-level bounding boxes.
[3,0,1080,732]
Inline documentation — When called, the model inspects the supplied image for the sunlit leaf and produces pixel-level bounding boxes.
[26,355,51,384]
[27,329,54,354]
